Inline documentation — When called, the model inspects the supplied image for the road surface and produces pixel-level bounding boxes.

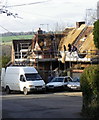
[1,91,84,119]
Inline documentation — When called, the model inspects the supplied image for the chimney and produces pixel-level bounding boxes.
[76,21,85,28]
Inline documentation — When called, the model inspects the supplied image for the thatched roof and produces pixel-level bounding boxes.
[59,24,87,51]
[59,24,97,54]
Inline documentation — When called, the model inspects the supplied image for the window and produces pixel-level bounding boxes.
[25,73,42,81]
[64,77,72,82]
[64,78,68,82]
[51,77,64,82]
[20,75,25,82]
[67,77,72,82]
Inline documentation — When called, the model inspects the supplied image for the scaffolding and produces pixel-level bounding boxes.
[11,33,99,82]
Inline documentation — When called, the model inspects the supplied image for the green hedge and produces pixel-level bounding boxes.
[80,65,99,119]
[2,56,11,68]
[93,20,99,49]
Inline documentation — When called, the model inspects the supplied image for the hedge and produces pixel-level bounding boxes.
[2,56,11,68]
[80,65,99,119]
[93,20,99,49]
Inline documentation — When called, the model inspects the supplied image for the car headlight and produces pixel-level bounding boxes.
[42,84,45,88]
[67,84,72,87]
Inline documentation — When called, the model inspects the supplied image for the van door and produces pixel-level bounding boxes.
[19,75,27,91]
[1,68,6,88]
[12,74,20,91]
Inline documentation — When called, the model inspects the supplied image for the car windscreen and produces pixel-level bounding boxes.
[65,77,73,82]
[73,77,80,82]
[51,77,64,82]
[25,73,42,81]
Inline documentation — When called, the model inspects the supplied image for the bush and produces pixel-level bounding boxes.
[93,20,99,49]
[2,56,11,68]
[80,65,99,119]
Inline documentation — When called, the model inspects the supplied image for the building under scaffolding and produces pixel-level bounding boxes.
[11,33,64,82]
[10,23,99,82]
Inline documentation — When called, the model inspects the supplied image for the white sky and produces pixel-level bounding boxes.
[0,0,99,33]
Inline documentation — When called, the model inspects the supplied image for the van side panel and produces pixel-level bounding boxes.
[4,73,20,91]
[6,67,21,74]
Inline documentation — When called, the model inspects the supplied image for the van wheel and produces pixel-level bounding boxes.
[23,88,28,95]
[6,86,10,94]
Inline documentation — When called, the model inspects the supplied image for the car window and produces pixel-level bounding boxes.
[64,78,68,82]
[67,77,72,82]
[25,73,42,81]
[20,75,25,82]
[51,77,64,82]
[73,77,80,82]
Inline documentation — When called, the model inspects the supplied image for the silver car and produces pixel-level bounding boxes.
[67,77,80,91]
[46,76,73,91]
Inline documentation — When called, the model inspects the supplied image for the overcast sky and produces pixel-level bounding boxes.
[0,0,98,33]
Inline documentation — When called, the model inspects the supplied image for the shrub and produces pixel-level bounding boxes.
[2,56,11,68]
[80,65,99,119]
[93,20,99,49]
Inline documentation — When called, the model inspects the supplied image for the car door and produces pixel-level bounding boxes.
[19,75,27,91]
[67,76,72,82]
[64,78,68,88]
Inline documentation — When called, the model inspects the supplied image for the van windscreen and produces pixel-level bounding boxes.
[25,74,42,81]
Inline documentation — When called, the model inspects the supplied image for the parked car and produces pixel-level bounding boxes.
[67,77,80,91]
[46,76,73,91]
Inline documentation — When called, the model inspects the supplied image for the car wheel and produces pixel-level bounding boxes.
[23,88,28,95]
[6,86,11,94]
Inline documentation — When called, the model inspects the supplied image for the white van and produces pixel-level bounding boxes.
[1,66,46,95]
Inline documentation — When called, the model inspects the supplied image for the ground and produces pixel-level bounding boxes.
[0,91,85,119]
